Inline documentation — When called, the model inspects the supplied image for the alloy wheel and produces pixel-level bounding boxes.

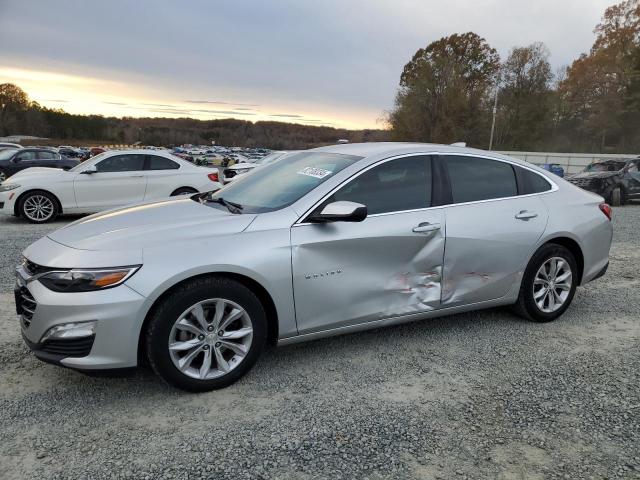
[533,256,572,313]
[168,298,253,380]
[23,194,55,222]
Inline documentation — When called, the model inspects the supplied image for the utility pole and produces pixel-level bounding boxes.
[489,85,498,151]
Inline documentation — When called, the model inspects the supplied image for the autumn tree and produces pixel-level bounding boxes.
[558,0,640,151]
[494,43,554,150]
[388,32,500,146]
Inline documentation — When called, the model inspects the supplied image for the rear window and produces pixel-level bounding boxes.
[517,167,552,194]
[147,156,179,170]
[444,155,518,203]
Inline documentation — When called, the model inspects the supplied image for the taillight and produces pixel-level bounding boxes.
[599,203,612,221]
[208,172,219,182]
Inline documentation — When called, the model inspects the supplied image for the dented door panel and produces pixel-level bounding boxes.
[441,196,548,307]
[291,208,445,334]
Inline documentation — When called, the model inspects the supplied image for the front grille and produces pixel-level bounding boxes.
[40,336,95,358]
[17,287,37,329]
[223,169,237,179]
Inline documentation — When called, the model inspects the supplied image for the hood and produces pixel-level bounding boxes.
[567,170,620,180]
[48,197,256,251]
[8,167,67,181]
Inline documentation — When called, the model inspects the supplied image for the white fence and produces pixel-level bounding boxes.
[496,151,636,174]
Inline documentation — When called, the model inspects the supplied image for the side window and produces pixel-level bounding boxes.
[517,166,552,194]
[331,156,431,215]
[36,151,56,160]
[16,151,36,161]
[444,155,517,203]
[147,155,180,170]
[95,154,145,173]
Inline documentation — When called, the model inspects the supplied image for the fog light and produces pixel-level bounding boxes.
[40,321,97,343]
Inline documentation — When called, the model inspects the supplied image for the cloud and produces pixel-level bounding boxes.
[185,100,260,107]
[269,114,304,118]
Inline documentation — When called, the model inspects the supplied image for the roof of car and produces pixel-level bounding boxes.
[311,142,530,165]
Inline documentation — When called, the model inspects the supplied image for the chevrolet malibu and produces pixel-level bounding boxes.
[15,143,613,391]
[0,149,221,223]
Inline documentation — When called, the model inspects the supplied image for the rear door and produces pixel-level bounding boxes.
[143,155,184,199]
[439,155,549,307]
[74,154,147,209]
[291,155,446,334]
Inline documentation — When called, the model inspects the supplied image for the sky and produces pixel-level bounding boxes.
[0,0,617,129]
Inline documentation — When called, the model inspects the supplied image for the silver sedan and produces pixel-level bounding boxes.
[15,143,613,391]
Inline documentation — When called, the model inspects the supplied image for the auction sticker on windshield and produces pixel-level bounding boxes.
[297,167,333,179]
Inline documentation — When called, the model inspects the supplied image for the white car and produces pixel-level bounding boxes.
[222,151,298,183]
[0,149,222,223]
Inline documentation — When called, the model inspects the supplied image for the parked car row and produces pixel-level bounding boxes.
[0,150,222,222]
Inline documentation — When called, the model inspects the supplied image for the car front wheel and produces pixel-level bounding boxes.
[513,243,578,322]
[19,190,59,223]
[145,276,267,392]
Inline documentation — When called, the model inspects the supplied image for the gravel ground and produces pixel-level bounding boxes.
[0,208,639,480]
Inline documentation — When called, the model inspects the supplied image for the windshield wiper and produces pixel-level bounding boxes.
[207,196,243,214]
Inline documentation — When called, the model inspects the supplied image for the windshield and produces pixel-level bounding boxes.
[68,152,108,172]
[584,161,626,172]
[254,152,285,165]
[0,149,17,161]
[208,152,361,213]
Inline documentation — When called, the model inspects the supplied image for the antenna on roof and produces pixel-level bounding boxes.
[450,142,466,147]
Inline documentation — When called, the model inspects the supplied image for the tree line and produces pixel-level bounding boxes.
[0,83,387,149]
[389,0,640,153]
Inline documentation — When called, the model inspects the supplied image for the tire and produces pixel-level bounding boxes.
[145,276,267,392]
[512,243,578,322]
[171,187,198,196]
[19,190,59,223]
[610,187,622,206]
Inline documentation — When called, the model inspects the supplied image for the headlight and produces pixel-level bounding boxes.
[0,183,20,191]
[38,266,141,292]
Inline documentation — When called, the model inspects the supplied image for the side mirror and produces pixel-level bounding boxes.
[12,157,21,163]
[309,201,367,223]
[81,167,97,174]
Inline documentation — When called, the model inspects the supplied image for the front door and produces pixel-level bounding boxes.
[291,155,446,335]
[74,154,147,210]
[625,160,640,198]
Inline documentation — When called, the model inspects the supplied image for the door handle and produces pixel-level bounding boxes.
[515,210,538,220]
[413,222,441,233]
[128,175,144,178]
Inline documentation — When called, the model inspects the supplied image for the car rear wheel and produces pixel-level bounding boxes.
[513,243,577,322]
[610,187,622,206]
[19,190,59,223]
[171,187,198,196]
[145,276,267,392]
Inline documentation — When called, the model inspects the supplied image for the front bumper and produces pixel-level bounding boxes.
[17,270,147,370]
[0,189,19,215]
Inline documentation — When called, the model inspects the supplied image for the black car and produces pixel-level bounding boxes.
[567,158,640,206]
[0,148,80,182]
